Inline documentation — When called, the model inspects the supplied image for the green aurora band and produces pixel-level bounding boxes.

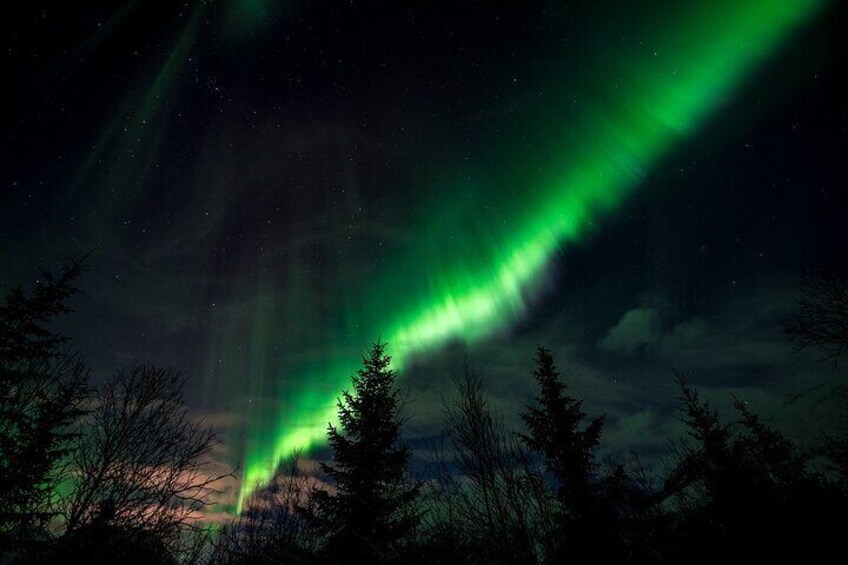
[237,0,826,508]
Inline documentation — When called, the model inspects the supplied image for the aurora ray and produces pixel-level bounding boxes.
[236,0,826,507]
[69,2,204,234]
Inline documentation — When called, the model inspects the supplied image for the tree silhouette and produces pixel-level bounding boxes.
[58,366,226,561]
[665,374,845,563]
[309,341,420,564]
[0,261,88,550]
[425,365,555,564]
[520,346,623,562]
[521,347,604,508]
[785,267,848,369]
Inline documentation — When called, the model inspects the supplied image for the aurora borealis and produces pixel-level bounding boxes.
[2,0,845,516]
[236,0,827,503]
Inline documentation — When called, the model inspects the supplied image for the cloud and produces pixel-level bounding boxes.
[596,275,800,370]
[599,307,661,355]
[658,315,789,370]
[655,278,800,371]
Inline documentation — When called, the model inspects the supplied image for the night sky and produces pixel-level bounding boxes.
[2,0,846,510]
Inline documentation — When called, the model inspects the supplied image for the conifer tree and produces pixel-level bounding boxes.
[311,341,420,564]
[521,346,604,511]
[521,346,617,561]
[0,261,89,547]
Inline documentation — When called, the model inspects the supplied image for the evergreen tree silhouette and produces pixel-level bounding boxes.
[666,374,846,563]
[521,346,621,562]
[521,347,604,508]
[310,341,420,564]
[0,260,88,550]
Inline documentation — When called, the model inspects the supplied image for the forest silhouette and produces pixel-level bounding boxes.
[2,261,847,564]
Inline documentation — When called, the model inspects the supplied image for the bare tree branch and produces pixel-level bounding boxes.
[63,366,231,557]
[785,268,848,371]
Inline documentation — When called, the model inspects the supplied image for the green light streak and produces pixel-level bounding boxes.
[70,3,203,227]
[237,0,825,509]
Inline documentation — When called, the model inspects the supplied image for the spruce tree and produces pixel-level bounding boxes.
[521,346,604,511]
[521,346,614,561]
[0,261,89,547]
[312,341,420,564]
[666,376,847,563]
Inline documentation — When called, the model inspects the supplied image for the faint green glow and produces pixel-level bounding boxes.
[223,0,295,42]
[238,0,825,509]
[71,3,203,226]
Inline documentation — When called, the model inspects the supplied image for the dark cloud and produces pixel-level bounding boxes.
[599,306,662,355]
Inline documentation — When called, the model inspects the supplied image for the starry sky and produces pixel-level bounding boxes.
[2,0,846,508]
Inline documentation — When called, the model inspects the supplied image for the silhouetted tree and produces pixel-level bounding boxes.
[665,374,845,563]
[308,341,420,564]
[785,267,848,369]
[0,261,89,551]
[60,366,227,562]
[520,346,623,561]
[521,347,604,508]
[785,268,848,491]
[424,365,555,565]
